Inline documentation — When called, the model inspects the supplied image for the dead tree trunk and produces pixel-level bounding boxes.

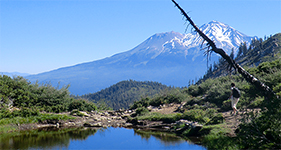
[172,0,276,98]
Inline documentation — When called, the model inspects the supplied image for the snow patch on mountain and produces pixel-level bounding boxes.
[80,21,255,68]
[120,20,255,66]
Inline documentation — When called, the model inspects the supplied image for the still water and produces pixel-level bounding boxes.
[0,127,206,150]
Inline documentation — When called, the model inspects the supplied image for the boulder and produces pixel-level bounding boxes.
[84,122,102,127]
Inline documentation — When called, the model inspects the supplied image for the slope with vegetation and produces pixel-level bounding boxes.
[0,75,97,133]
[78,80,171,110]
[129,58,281,149]
[202,33,281,80]
[128,31,281,149]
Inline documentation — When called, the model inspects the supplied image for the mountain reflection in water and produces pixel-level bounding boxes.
[0,127,205,150]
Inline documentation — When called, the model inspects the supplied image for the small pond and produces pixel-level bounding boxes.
[0,127,206,150]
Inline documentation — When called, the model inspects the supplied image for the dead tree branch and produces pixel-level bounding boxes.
[172,0,276,98]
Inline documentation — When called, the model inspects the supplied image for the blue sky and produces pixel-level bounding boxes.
[1,0,280,74]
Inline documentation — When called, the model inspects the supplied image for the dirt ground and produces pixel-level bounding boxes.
[221,110,242,135]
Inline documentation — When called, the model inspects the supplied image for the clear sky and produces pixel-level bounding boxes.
[1,0,280,74]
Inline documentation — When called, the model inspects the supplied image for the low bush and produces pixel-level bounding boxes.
[182,108,218,124]
[137,112,182,123]
[130,97,150,109]
[237,97,281,149]
[68,99,97,112]
[36,113,74,123]
[70,110,85,117]
[135,107,149,116]
[207,113,224,125]
[0,107,39,119]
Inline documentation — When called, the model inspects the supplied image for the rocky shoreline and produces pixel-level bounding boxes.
[16,110,133,131]
[16,106,205,137]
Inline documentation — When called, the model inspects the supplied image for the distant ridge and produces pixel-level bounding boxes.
[1,72,30,77]
[78,80,171,110]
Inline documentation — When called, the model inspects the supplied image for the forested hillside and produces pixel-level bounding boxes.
[202,33,281,80]
[237,33,281,66]
[78,80,172,110]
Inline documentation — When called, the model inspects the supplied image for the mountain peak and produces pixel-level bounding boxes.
[146,31,184,45]
[112,21,255,65]
[153,31,184,38]
[195,21,254,54]
[207,20,228,25]
[199,20,235,35]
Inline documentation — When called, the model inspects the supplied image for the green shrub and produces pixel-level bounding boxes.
[137,112,182,123]
[273,83,281,97]
[135,107,149,116]
[221,99,231,111]
[161,113,182,123]
[0,107,39,119]
[0,75,100,113]
[237,97,281,149]
[184,85,203,97]
[70,110,85,117]
[247,97,263,108]
[185,97,204,107]
[182,108,218,124]
[148,89,187,107]
[18,107,39,117]
[68,99,97,112]
[0,108,12,119]
[149,96,166,106]
[183,109,208,124]
[130,97,150,109]
[207,113,224,125]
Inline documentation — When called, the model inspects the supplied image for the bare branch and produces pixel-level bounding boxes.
[172,0,276,98]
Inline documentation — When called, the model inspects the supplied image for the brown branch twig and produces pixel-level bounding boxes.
[172,0,276,98]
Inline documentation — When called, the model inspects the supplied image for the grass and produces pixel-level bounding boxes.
[0,116,37,125]
[36,113,75,122]
[0,124,18,133]
[137,112,182,123]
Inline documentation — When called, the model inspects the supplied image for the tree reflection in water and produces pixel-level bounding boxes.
[133,129,201,146]
[0,127,98,150]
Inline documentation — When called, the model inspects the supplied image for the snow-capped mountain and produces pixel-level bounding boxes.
[102,21,254,68]
[26,21,256,95]
[196,21,253,53]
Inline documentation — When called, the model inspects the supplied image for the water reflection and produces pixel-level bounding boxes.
[0,127,205,150]
[0,128,98,150]
[134,129,194,146]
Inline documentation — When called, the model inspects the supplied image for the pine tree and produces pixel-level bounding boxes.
[237,43,243,57]
[230,48,234,59]
[242,42,247,55]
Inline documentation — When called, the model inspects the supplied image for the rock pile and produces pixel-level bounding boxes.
[22,105,204,136]
[58,109,135,128]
